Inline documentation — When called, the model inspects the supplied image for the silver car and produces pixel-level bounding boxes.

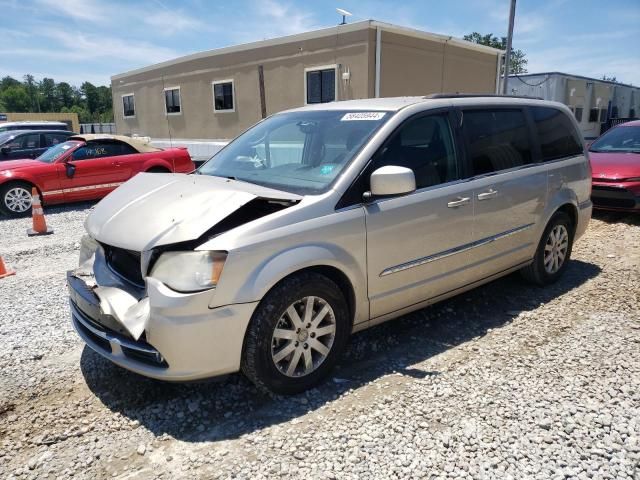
[68,95,592,394]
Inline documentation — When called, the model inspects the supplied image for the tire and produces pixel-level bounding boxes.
[146,167,170,173]
[241,271,351,395]
[521,211,574,286]
[0,181,34,218]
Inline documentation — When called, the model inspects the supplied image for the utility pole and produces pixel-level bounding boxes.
[502,0,517,95]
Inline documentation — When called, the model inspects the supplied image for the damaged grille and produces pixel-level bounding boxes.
[103,244,144,287]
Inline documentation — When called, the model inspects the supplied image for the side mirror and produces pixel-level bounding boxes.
[367,166,416,198]
[65,162,76,179]
[0,146,10,155]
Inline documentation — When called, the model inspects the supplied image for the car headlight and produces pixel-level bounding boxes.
[150,251,227,292]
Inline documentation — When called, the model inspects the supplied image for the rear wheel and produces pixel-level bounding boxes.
[241,272,350,395]
[0,182,33,218]
[521,211,574,285]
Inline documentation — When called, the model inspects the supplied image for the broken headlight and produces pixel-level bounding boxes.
[150,251,227,292]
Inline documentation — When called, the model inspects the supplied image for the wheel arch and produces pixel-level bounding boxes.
[269,265,357,329]
[0,177,41,198]
[555,203,578,234]
[141,158,173,172]
[219,244,366,328]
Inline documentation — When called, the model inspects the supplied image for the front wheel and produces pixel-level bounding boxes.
[241,272,351,395]
[521,211,574,285]
[0,182,33,218]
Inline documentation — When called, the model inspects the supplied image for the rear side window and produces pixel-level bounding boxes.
[531,107,583,161]
[43,133,70,147]
[463,109,533,176]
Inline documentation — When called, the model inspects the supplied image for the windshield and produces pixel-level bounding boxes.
[37,141,81,163]
[198,110,391,194]
[590,125,640,153]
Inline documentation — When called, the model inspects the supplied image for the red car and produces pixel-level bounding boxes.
[589,120,640,212]
[0,134,194,217]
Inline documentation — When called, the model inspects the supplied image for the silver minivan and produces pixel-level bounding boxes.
[68,95,592,394]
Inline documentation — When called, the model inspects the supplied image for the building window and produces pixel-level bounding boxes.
[164,87,181,114]
[305,66,336,104]
[588,108,599,123]
[630,108,636,118]
[611,106,619,118]
[600,108,608,123]
[122,94,135,118]
[212,80,235,112]
[574,107,583,122]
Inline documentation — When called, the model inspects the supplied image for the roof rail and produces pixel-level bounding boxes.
[425,93,544,100]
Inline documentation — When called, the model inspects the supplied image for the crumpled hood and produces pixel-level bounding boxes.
[86,173,301,251]
[0,159,42,171]
[589,151,640,179]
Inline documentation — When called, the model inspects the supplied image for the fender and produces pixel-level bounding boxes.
[0,171,43,195]
[539,185,579,238]
[140,157,173,172]
[212,243,369,325]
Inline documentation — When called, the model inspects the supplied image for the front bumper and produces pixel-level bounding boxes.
[67,270,259,382]
[591,182,640,211]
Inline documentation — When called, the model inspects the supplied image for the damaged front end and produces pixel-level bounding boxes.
[68,235,166,368]
[67,174,300,380]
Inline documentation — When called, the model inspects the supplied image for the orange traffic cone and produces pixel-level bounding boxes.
[27,187,53,236]
[0,255,15,279]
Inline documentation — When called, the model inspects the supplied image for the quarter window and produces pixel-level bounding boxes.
[43,133,70,147]
[530,106,583,161]
[213,80,234,112]
[122,94,135,118]
[164,87,181,114]
[463,109,533,175]
[306,68,336,104]
[373,114,459,189]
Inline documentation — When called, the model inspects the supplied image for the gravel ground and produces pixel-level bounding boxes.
[0,205,639,480]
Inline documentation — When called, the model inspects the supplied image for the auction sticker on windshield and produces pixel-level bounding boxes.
[341,112,386,121]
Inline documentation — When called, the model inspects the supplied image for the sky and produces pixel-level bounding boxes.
[0,0,638,87]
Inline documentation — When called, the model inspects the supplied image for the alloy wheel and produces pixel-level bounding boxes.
[271,296,337,377]
[544,224,569,274]
[4,187,32,213]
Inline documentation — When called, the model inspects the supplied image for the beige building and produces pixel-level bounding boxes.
[111,20,502,140]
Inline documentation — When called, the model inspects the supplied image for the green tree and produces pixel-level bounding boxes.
[96,86,112,113]
[81,81,99,119]
[56,82,75,109]
[0,85,31,111]
[61,104,91,123]
[39,77,58,111]
[23,74,40,112]
[463,32,528,74]
[0,76,21,92]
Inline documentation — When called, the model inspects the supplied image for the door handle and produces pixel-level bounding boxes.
[477,189,498,201]
[447,197,471,208]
